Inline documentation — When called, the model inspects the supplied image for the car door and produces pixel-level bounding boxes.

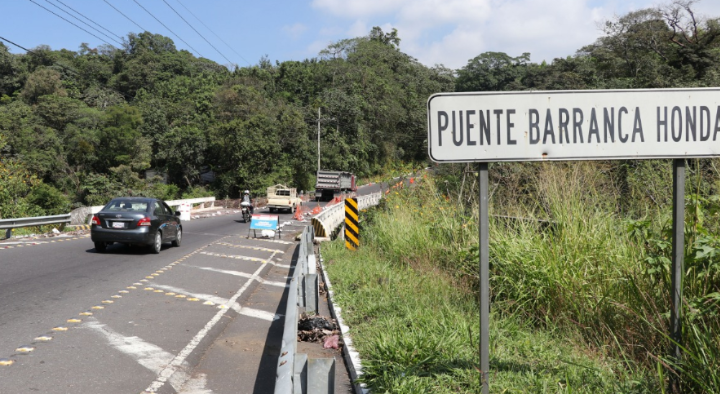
[163,201,180,236]
[153,201,173,241]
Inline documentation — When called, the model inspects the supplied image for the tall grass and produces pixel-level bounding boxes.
[482,162,720,392]
[324,163,719,392]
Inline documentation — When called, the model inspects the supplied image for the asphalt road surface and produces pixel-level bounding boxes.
[0,184,383,393]
[0,207,307,393]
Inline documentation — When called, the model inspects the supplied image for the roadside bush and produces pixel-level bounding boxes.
[26,183,71,215]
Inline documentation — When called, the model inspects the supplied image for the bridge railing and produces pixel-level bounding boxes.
[311,192,382,238]
[0,197,217,240]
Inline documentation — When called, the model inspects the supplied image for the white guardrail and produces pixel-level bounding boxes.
[0,197,216,239]
[86,197,217,216]
[311,192,382,238]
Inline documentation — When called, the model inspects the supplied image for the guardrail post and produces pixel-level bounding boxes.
[5,228,11,239]
[294,354,308,393]
[308,358,335,394]
[304,274,318,313]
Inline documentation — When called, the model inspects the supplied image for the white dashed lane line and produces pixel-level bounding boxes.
[148,282,282,322]
[83,318,192,392]
[142,251,278,393]
[188,265,289,288]
[214,242,285,254]
[199,251,267,263]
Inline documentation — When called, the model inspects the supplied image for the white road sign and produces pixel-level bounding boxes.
[427,88,720,162]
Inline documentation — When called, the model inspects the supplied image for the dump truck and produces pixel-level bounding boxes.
[266,184,302,213]
[314,170,356,201]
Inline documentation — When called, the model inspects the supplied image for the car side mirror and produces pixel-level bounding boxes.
[175,211,181,216]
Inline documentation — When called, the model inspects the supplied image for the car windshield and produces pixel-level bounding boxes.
[276,190,290,196]
[105,200,149,212]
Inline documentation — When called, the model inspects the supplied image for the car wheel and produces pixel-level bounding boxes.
[152,231,162,254]
[94,242,107,253]
[172,228,182,247]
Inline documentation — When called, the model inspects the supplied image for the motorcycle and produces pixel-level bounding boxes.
[240,202,252,223]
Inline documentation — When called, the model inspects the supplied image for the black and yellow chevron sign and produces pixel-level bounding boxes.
[344,197,359,250]
[312,217,327,238]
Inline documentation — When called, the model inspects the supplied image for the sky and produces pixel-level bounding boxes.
[2,0,720,70]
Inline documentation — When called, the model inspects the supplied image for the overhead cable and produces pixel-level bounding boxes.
[175,0,250,66]
[0,35,79,75]
[131,0,203,57]
[0,36,34,53]
[52,0,124,42]
[102,0,146,32]
[27,0,116,48]
[42,0,122,45]
[161,0,235,66]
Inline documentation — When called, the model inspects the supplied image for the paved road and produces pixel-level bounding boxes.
[0,184,385,393]
[0,208,307,393]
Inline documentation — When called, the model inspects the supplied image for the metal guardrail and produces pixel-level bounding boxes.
[0,197,217,239]
[0,214,72,239]
[312,192,382,238]
[275,225,335,394]
[275,191,384,392]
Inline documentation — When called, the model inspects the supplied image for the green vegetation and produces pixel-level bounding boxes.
[2,2,720,220]
[323,163,720,392]
[1,29,451,220]
[0,1,718,390]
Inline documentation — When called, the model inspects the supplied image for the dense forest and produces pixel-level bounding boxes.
[1,1,720,219]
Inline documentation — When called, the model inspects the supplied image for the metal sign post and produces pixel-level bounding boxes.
[670,159,686,393]
[478,163,489,394]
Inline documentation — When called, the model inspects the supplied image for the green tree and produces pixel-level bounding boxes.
[0,156,42,218]
[456,52,531,92]
[97,104,149,172]
[21,67,67,103]
[0,42,25,98]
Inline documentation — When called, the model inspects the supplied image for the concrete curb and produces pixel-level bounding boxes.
[319,254,370,394]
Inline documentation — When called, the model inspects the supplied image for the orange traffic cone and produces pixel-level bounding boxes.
[293,205,304,221]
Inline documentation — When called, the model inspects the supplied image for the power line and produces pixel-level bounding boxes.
[161,0,235,67]
[52,0,123,42]
[174,0,250,66]
[131,0,203,57]
[0,36,33,53]
[27,0,116,48]
[102,0,145,32]
[0,35,79,76]
[41,0,122,46]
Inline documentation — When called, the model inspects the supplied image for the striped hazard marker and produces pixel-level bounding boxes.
[344,197,359,250]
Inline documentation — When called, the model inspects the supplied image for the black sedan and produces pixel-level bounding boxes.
[91,197,182,253]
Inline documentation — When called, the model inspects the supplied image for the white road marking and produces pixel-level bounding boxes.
[189,265,288,288]
[179,373,215,394]
[200,251,265,263]
[150,283,229,306]
[267,260,291,269]
[83,319,189,391]
[143,252,279,393]
[149,282,282,322]
[215,242,285,254]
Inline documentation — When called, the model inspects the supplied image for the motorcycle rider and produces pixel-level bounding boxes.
[241,190,253,214]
